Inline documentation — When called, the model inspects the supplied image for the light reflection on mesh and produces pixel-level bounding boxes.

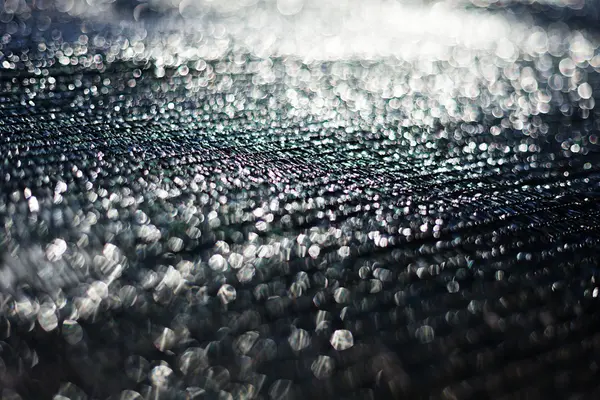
[1,0,600,399]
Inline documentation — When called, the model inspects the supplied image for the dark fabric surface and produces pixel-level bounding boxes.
[2,1,600,399]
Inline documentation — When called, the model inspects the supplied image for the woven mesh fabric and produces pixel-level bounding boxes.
[2,1,600,399]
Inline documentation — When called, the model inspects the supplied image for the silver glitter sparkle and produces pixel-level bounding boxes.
[0,0,598,398]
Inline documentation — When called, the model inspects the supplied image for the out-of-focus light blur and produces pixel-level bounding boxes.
[2,0,600,399]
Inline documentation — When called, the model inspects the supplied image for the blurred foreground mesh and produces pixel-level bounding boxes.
[3,0,600,399]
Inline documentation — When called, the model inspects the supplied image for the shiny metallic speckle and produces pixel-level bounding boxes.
[0,0,599,399]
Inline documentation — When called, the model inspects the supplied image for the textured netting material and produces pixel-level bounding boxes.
[2,0,600,399]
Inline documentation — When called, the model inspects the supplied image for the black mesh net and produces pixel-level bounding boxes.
[1,1,600,399]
